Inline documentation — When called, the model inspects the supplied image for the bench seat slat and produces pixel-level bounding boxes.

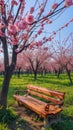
[13,94,62,118]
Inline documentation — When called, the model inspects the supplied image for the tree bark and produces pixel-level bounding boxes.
[57,68,61,78]
[0,44,17,109]
[18,67,21,78]
[0,67,12,109]
[34,71,37,80]
[66,68,72,84]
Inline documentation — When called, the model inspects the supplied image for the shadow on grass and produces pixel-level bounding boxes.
[0,108,34,130]
[8,113,73,130]
[8,118,33,130]
[10,74,73,88]
[46,114,73,130]
[36,76,73,87]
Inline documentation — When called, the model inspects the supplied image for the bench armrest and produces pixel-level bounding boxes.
[45,103,62,112]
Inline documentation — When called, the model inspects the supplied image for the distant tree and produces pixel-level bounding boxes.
[19,46,52,80]
[51,34,73,83]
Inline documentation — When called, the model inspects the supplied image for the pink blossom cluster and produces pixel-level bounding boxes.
[52,3,58,9]
[11,0,24,6]
[29,41,43,49]
[11,0,18,6]
[30,7,34,14]
[0,21,5,29]
[64,0,73,7]
[21,33,28,40]
[41,18,53,27]
[0,0,4,13]
[7,14,34,36]
[0,20,5,37]
[19,0,26,14]
[0,30,5,37]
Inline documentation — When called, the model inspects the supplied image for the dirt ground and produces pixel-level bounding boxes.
[13,105,45,130]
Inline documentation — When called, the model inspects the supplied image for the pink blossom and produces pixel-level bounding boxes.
[42,17,48,22]
[44,47,48,51]
[14,22,20,31]
[18,19,28,30]
[40,8,44,13]
[53,31,56,35]
[70,18,73,22]
[47,20,52,24]
[0,49,3,52]
[19,0,24,2]
[19,1,25,14]
[38,29,42,35]
[0,0,4,6]
[64,0,73,7]
[64,23,69,27]
[34,34,37,38]
[21,34,28,40]
[11,36,18,45]
[52,3,58,9]
[30,7,34,14]
[48,11,52,15]
[26,14,34,24]
[11,0,18,6]
[0,30,5,37]
[48,37,52,41]
[19,45,23,48]
[8,24,17,34]
[0,21,5,29]
[37,41,43,46]
[9,14,14,22]
[45,38,48,42]
[40,22,44,27]
[15,49,19,53]
[0,0,4,13]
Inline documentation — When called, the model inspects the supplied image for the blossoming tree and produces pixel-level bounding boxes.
[0,0,73,109]
[19,46,52,80]
[50,33,73,82]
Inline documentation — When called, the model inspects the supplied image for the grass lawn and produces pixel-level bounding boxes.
[0,73,73,130]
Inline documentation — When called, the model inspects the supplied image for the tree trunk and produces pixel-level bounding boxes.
[34,72,37,80]
[66,68,72,84]
[0,44,17,110]
[18,67,21,78]
[0,67,12,109]
[57,68,61,78]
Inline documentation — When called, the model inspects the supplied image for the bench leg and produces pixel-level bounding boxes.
[43,113,61,129]
[18,101,23,106]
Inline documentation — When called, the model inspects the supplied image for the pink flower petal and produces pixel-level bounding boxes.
[0,31,5,37]
[26,14,34,24]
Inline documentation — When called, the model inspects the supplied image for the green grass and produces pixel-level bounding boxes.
[0,73,73,130]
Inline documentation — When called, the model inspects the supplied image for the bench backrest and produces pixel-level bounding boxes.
[27,85,65,106]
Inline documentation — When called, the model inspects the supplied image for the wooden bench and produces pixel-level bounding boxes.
[13,85,65,128]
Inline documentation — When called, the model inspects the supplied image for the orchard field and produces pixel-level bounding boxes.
[0,73,73,130]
